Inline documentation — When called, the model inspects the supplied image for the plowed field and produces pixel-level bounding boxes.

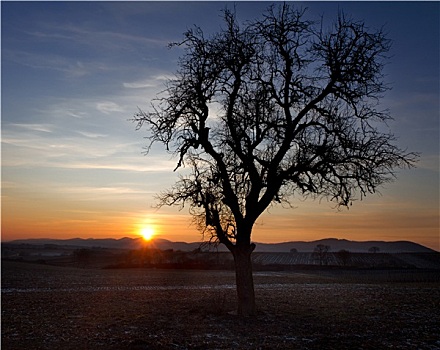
[2,261,439,349]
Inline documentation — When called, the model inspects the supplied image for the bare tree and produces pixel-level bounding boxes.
[313,244,331,266]
[133,4,417,316]
[369,246,380,254]
[337,249,352,266]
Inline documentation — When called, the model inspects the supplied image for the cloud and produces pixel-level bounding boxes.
[59,186,151,197]
[123,81,156,89]
[76,131,107,138]
[51,159,177,173]
[26,23,169,52]
[2,124,176,173]
[153,74,176,81]
[9,123,54,133]
[96,101,125,114]
[3,46,162,81]
[122,73,175,89]
[3,50,92,78]
[418,155,440,172]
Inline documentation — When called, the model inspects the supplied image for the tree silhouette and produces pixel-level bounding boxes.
[369,246,380,254]
[337,249,352,266]
[313,244,331,266]
[133,4,417,316]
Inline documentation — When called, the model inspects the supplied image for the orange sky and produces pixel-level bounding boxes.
[2,177,439,251]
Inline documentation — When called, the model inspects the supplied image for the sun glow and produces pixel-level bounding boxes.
[140,226,155,241]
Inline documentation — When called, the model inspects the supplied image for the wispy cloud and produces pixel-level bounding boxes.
[123,81,156,89]
[60,186,151,197]
[418,155,440,172]
[62,161,176,173]
[2,124,176,173]
[96,101,125,114]
[9,123,54,133]
[25,23,170,52]
[76,131,107,138]
[3,49,121,79]
[122,73,175,89]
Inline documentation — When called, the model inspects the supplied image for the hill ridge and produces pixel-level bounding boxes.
[3,237,435,253]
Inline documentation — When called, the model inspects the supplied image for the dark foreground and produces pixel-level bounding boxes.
[2,261,440,349]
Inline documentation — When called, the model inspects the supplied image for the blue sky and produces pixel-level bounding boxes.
[2,2,439,250]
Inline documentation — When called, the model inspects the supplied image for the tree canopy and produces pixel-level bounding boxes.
[133,4,417,315]
[135,5,416,247]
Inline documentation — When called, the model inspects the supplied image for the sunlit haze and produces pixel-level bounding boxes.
[2,2,439,251]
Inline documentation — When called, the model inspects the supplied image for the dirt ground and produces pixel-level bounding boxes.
[2,260,440,349]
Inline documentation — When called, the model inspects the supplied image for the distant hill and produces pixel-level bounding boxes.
[4,237,143,250]
[2,237,199,252]
[3,237,435,253]
[254,238,435,253]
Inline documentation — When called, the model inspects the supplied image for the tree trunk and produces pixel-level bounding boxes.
[232,243,256,316]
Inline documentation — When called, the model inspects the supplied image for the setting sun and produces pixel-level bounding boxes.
[140,227,155,241]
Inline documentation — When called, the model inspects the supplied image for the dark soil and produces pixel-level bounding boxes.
[2,260,440,349]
